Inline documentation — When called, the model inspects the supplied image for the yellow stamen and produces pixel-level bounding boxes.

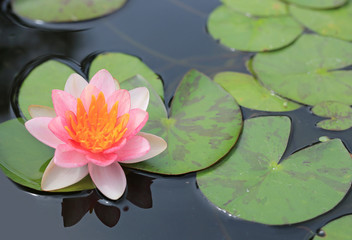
[64,92,129,153]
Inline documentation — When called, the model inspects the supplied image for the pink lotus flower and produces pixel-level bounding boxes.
[25,69,167,200]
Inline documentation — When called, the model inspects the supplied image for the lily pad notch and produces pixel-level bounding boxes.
[197,116,352,225]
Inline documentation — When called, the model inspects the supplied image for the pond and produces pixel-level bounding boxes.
[1,0,352,239]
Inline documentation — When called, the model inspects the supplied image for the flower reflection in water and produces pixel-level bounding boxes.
[61,171,154,227]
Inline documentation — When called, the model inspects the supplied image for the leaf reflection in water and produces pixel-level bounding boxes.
[61,171,155,227]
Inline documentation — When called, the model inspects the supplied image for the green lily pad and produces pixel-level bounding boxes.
[221,0,287,16]
[214,72,300,111]
[253,34,352,105]
[121,70,243,175]
[285,0,347,9]
[18,60,77,120]
[197,116,352,225]
[0,118,94,192]
[11,0,126,22]
[290,2,352,41]
[89,52,164,98]
[312,101,352,131]
[207,5,303,52]
[314,215,352,239]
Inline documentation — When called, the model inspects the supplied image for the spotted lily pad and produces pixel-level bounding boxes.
[214,72,300,111]
[121,70,242,175]
[207,5,303,52]
[285,0,347,9]
[18,60,76,120]
[221,0,287,16]
[314,215,352,239]
[89,52,164,98]
[11,0,126,22]
[0,118,94,192]
[197,116,352,225]
[290,2,352,41]
[253,34,352,105]
[312,101,352,131]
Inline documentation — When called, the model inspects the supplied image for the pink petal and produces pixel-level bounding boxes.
[28,105,56,118]
[86,152,118,167]
[89,69,116,97]
[129,87,149,111]
[54,144,89,168]
[107,89,130,117]
[79,84,101,112]
[88,162,126,200]
[103,138,127,154]
[41,158,88,191]
[64,73,88,98]
[52,90,77,117]
[48,117,71,143]
[122,132,167,163]
[124,109,149,138]
[116,135,150,162]
[25,117,64,148]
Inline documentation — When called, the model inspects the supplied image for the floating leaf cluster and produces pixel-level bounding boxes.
[2,0,352,234]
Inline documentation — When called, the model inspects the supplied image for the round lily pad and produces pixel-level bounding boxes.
[89,52,164,98]
[314,215,352,239]
[290,2,352,41]
[0,118,94,192]
[121,70,243,175]
[253,34,352,105]
[221,0,287,16]
[18,60,77,120]
[197,116,352,225]
[312,101,352,131]
[285,0,347,9]
[11,0,127,22]
[207,5,303,52]
[214,71,300,111]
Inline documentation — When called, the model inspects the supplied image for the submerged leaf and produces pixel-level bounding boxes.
[214,72,300,111]
[121,71,243,175]
[197,116,352,225]
[12,0,126,22]
[312,101,352,131]
[253,34,352,105]
[207,5,303,52]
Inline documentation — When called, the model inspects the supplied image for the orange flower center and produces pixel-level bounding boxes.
[64,92,129,153]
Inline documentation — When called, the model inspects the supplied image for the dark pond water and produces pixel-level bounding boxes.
[1,0,352,239]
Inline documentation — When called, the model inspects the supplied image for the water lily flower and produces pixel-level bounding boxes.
[25,69,167,200]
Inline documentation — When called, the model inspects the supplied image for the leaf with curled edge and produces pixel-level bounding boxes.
[12,0,126,22]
